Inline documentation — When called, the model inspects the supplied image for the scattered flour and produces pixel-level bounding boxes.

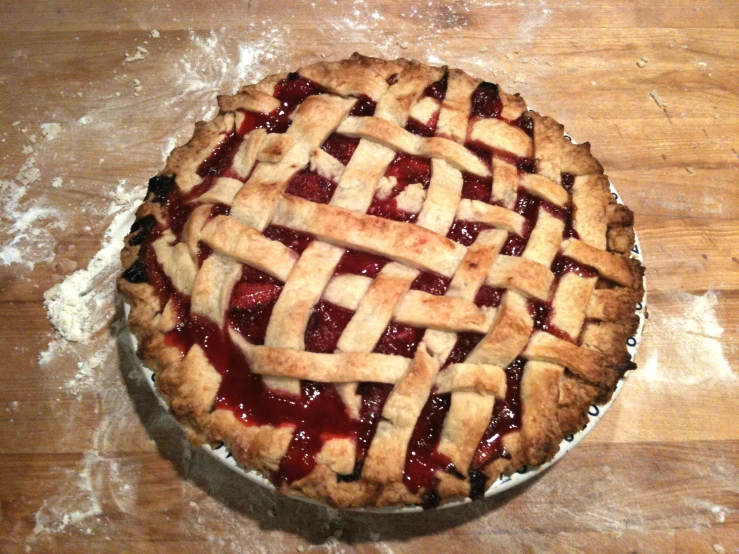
[67,351,105,399]
[637,290,735,385]
[31,189,146,541]
[712,505,728,523]
[650,89,668,108]
[514,0,552,42]
[33,451,104,536]
[15,156,41,185]
[162,136,178,163]
[40,122,63,141]
[37,339,69,367]
[0,179,61,269]
[110,179,143,213]
[683,498,732,525]
[166,28,287,119]
[124,45,149,63]
[43,184,145,342]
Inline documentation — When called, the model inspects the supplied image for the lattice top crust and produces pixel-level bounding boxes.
[119,53,644,509]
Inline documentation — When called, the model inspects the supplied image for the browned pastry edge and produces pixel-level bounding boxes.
[118,52,645,509]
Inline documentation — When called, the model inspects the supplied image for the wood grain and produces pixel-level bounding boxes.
[0,0,737,552]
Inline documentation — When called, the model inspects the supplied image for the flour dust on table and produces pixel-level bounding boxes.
[636,289,734,386]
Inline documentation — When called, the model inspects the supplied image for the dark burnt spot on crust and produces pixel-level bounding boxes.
[421,490,441,509]
[121,259,148,284]
[337,460,364,483]
[469,469,487,499]
[147,174,176,203]
[617,360,638,374]
[128,215,157,246]
[448,466,465,480]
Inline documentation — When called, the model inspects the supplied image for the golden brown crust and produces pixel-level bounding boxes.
[118,53,645,509]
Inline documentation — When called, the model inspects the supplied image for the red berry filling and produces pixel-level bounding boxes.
[444,332,485,367]
[238,110,284,135]
[385,152,432,188]
[228,267,283,345]
[513,190,573,241]
[526,297,575,343]
[405,113,439,138]
[321,133,360,165]
[349,95,377,117]
[334,249,388,278]
[411,271,451,296]
[217,347,357,487]
[196,242,213,268]
[465,142,493,168]
[447,219,488,247]
[272,382,356,486]
[274,73,326,114]
[423,74,448,101]
[285,169,337,204]
[263,224,313,254]
[196,204,230,265]
[403,393,455,495]
[461,172,493,202]
[373,323,424,358]
[474,285,503,308]
[500,233,528,257]
[470,357,525,471]
[304,301,354,353]
[367,197,418,223]
[229,296,279,345]
[367,152,431,222]
[164,179,218,237]
[339,382,393,482]
[471,82,502,119]
[551,255,598,279]
[515,114,534,137]
[465,139,535,174]
[233,75,326,137]
[231,282,282,309]
[197,132,244,178]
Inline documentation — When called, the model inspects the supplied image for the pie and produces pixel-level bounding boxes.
[119,53,645,509]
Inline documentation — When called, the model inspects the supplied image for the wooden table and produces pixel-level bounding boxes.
[1,1,737,552]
